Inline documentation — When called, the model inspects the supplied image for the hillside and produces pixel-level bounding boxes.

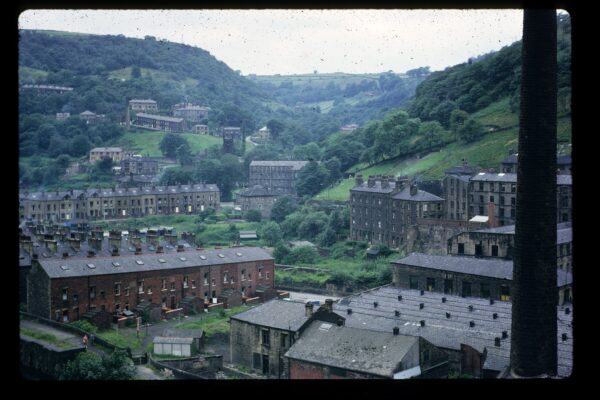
[314,14,571,202]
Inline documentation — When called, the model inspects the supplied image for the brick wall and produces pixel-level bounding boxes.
[288,359,381,379]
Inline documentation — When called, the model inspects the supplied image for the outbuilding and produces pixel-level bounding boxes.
[153,336,194,357]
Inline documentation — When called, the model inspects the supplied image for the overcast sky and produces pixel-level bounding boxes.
[18,9,536,75]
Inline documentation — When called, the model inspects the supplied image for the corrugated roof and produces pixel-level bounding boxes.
[230,298,309,331]
[284,321,418,377]
[333,285,572,377]
[36,247,273,278]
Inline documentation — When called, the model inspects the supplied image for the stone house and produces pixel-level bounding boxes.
[236,185,279,219]
[350,175,444,249]
[129,99,158,112]
[248,161,309,197]
[89,147,124,163]
[132,113,186,133]
[230,298,344,378]
[172,103,210,122]
[285,321,448,379]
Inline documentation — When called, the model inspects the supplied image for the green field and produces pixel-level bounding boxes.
[116,130,222,156]
[19,66,49,83]
[175,305,250,337]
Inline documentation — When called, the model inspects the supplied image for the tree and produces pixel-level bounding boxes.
[316,226,337,247]
[273,243,290,263]
[176,142,194,166]
[457,118,484,143]
[266,119,285,140]
[323,157,342,184]
[295,161,330,197]
[285,245,319,265]
[131,66,141,78]
[244,209,262,222]
[56,350,136,380]
[159,134,189,158]
[292,142,322,161]
[449,109,469,136]
[270,196,298,223]
[297,211,328,240]
[259,221,283,246]
[159,167,193,185]
[69,134,91,157]
[510,10,558,378]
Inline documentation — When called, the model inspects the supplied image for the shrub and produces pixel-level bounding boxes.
[70,319,98,334]
[244,209,262,222]
[284,246,319,265]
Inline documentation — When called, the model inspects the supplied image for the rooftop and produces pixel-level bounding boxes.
[394,253,572,287]
[284,320,419,378]
[445,165,478,176]
[90,147,123,153]
[130,99,157,104]
[250,160,309,171]
[135,113,184,123]
[333,285,572,377]
[36,247,273,279]
[230,298,310,331]
[392,186,444,202]
[473,223,572,244]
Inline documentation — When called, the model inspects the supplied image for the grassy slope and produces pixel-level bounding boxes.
[315,98,572,202]
[116,130,222,156]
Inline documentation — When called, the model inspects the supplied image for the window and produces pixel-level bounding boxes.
[489,196,494,203]
[479,182,484,191]
[183,276,189,288]
[259,268,263,278]
[224,272,229,283]
[62,310,69,322]
[138,280,144,294]
[479,195,484,203]
[480,283,490,298]
[500,196,505,205]
[241,269,246,280]
[115,283,121,296]
[212,279,216,286]
[191,280,196,288]
[500,285,511,301]
[89,286,96,300]
[458,243,465,255]
[475,244,483,257]
[125,286,129,296]
[409,276,419,290]
[462,281,472,297]
[262,329,270,346]
[171,282,176,291]
[511,197,516,206]
[204,273,208,285]
[491,245,499,257]
[73,294,78,303]
[444,279,453,294]
[426,278,435,292]
[148,286,153,295]
[162,279,167,290]
[62,288,68,301]
[281,333,288,348]
[266,272,270,280]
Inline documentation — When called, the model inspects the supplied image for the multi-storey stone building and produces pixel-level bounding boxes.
[119,155,160,176]
[21,184,220,223]
[391,253,572,305]
[468,172,572,225]
[248,161,309,197]
[349,175,444,248]
[236,185,279,219]
[89,147,124,163]
[132,113,186,133]
[172,103,210,122]
[447,222,573,273]
[501,152,571,175]
[442,164,477,221]
[193,124,209,134]
[21,222,275,323]
[129,99,158,112]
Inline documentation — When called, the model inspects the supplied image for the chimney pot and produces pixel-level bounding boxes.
[177,244,184,252]
[305,302,314,317]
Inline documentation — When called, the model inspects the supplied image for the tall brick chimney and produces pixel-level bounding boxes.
[108,230,122,250]
[488,202,497,228]
[305,303,314,317]
[410,183,418,196]
[324,299,334,313]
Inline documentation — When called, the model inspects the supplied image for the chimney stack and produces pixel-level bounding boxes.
[177,244,184,252]
[68,237,81,252]
[305,302,314,317]
[355,174,364,186]
[44,239,58,254]
[156,245,164,253]
[410,183,418,196]
[147,234,159,247]
[165,234,178,246]
[88,237,102,252]
[130,235,142,248]
[324,299,334,313]
[487,202,497,228]
[381,176,389,189]
[135,247,142,255]
[367,176,375,188]
[108,230,122,250]
[111,247,119,257]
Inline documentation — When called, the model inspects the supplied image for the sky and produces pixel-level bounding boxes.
[18,9,534,76]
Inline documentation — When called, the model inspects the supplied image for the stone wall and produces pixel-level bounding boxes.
[20,336,85,378]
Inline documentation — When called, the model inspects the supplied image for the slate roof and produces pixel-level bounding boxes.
[474,223,572,245]
[36,247,273,279]
[392,187,444,202]
[470,173,518,183]
[394,253,572,287]
[163,329,202,339]
[284,321,418,378]
[22,184,219,201]
[136,113,184,123]
[80,110,96,116]
[445,165,477,176]
[333,285,572,378]
[250,161,309,171]
[238,185,277,197]
[501,154,518,165]
[90,147,122,153]
[230,298,310,331]
[350,180,399,194]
